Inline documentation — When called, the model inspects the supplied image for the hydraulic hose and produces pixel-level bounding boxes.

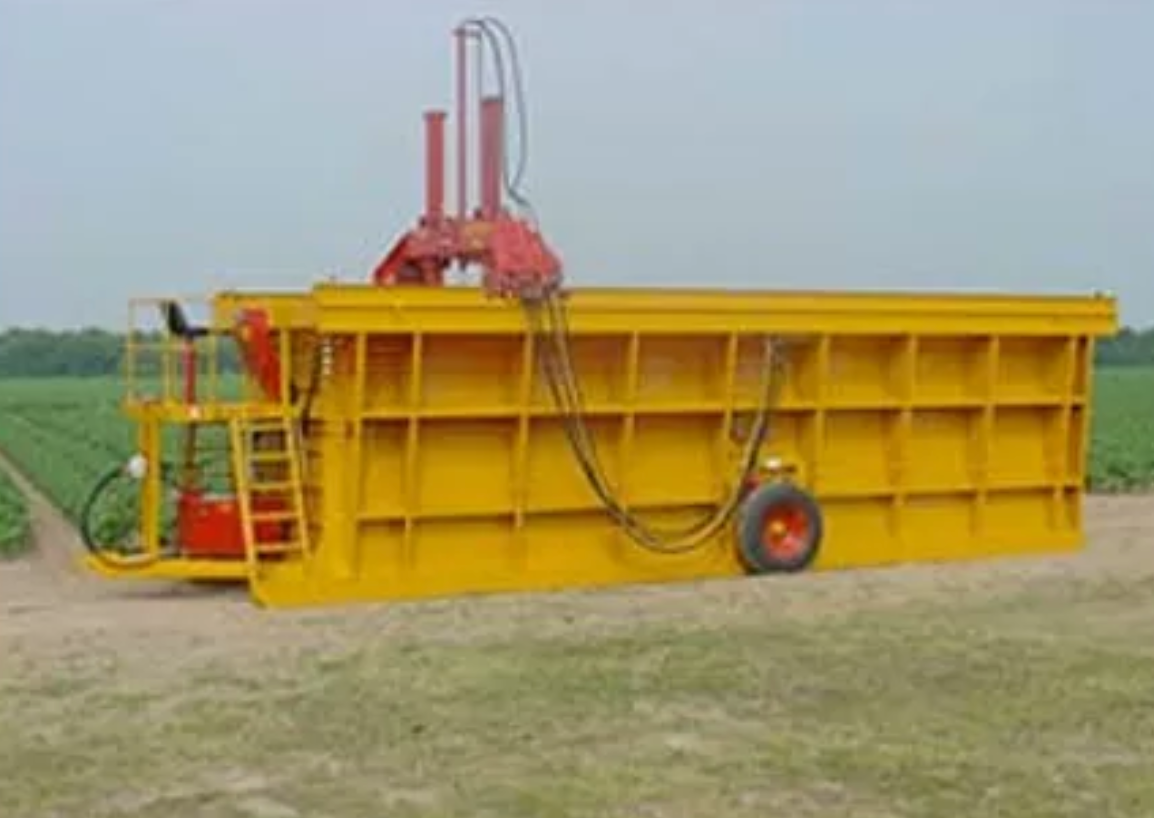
[79,458,174,569]
[523,290,786,555]
[455,17,786,553]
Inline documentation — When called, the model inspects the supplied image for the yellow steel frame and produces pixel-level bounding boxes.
[89,285,1118,608]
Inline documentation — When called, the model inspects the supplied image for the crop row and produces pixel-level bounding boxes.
[0,468,30,557]
[0,397,131,522]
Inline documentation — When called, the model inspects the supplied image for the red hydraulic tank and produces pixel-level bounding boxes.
[178,490,288,560]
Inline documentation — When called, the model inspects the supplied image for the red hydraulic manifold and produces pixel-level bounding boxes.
[235,19,560,405]
[368,19,563,297]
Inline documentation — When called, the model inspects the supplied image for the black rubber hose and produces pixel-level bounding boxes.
[522,292,784,554]
[79,459,176,565]
[78,463,132,561]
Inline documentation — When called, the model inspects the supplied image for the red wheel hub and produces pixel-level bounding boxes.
[760,505,810,560]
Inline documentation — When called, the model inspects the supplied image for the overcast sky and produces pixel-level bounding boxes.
[1,0,1151,329]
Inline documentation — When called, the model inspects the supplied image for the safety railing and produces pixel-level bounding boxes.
[123,294,321,421]
[124,296,257,415]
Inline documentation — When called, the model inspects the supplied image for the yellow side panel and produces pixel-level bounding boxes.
[906,410,973,492]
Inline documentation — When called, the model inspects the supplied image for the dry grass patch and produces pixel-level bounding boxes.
[4,568,1154,818]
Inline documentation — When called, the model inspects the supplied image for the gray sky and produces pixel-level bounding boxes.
[2,0,1151,329]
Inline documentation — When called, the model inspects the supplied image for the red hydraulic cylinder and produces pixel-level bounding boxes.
[424,110,446,222]
[480,96,504,219]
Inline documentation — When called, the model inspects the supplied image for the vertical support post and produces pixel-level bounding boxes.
[892,335,918,543]
[181,341,198,405]
[423,110,446,222]
[811,336,831,492]
[480,95,504,219]
[331,333,366,581]
[1053,335,1079,532]
[278,326,291,412]
[974,335,999,540]
[1072,335,1094,533]
[512,331,535,549]
[716,333,740,491]
[455,26,469,221]
[162,325,175,404]
[207,322,219,405]
[615,332,642,558]
[402,334,425,571]
[139,409,162,560]
[180,340,200,491]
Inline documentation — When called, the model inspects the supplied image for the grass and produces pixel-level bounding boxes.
[3,566,1154,817]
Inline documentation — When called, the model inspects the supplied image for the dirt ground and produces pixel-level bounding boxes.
[4,455,1154,817]
[3,453,1153,653]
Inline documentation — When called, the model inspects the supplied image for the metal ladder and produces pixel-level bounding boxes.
[228,412,311,570]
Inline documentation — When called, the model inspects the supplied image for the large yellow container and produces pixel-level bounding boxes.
[97,284,1117,608]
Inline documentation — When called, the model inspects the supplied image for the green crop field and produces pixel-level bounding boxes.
[0,377,136,522]
[1087,367,1154,491]
[0,367,1152,527]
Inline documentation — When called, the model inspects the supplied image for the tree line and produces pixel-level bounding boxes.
[0,325,1153,379]
[0,327,241,378]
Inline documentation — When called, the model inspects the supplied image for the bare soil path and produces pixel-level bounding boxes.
[0,452,256,651]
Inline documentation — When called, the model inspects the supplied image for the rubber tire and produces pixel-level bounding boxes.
[736,481,823,574]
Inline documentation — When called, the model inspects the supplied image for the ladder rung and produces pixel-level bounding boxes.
[248,481,296,493]
[251,510,298,523]
[249,451,290,463]
[255,541,303,556]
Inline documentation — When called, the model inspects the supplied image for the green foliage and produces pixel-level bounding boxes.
[0,379,133,521]
[1088,367,1154,491]
[0,379,228,544]
[1096,326,1154,368]
[0,468,30,558]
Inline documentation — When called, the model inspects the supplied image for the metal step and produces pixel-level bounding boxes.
[246,481,296,494]
[249,451,291,464]
[250,510,299,523]
[255,541,304,556]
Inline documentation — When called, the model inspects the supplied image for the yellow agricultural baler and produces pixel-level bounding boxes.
[81,19,1118,608]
